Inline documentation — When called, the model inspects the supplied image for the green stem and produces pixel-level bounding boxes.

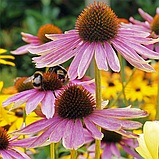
[50,143,55,159]
[109,68,137,107]
[70,149,77,159]
[117,53,128,106]
[23,108,26,153]
[94,56,102,159]
[156,67,159,120]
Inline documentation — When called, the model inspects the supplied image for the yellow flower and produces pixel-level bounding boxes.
[0,48,15,66]
[136,121,159,159]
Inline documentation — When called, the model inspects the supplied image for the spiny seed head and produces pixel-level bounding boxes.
[151,14,159,35]
[0,127,10,150]
[55,84,96,120]
[37,24,63,43]
[101,129,122,143]
[42,72,63,91]
[15,77,33,92]
[75,1,119,42]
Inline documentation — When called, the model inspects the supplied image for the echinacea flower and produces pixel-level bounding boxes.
[136,121,159,159]
[0,127,31,159]
[129,7,159,52]
[11,24,62,55]
[12,84,148,150]
[83,128,142,159]
[2,72,63,119]
[0,49,15,66]
[28,2,159,80]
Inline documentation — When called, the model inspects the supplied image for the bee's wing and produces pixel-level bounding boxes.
[23,75,34,83]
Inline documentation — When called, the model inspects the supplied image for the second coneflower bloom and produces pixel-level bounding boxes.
[29,2,159,80]
[2,72,63,119]
[11,24,62,55]
[12,84,148,150]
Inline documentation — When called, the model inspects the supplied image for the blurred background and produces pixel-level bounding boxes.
[0,0,159,88]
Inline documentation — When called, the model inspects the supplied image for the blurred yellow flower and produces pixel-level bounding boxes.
[136,121,159,159]
[0,48,15,66]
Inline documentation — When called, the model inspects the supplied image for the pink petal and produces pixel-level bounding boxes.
[41,91,55,119]
[91,113,142,129]
[87,143,96,152]
[11,43,41,55]
[62,119,74,149]
[104,41,120,72]
[25,91,45,115]
[0,150,12,159]
[50,118,68,142]
[102,144,112,159]
[94,108,148,118]
[68,42,89,80]
[3,149,26,159]
[122,138,139,148]
[28,118,63,148]
[87,114,121,131]
[73,118,85,150]
[110,143,120,158]
[11,148,31,159]
[21,32,39,40]
[138,8,153,23]
[95,42,108,70]
[83,117,103,140]
[129,17,149,28]
[116,129,139,138]
[120,143,142,159]
[2,89,37,107]
[12,116,59,135]
[78,42,96,79]
[83,128,94,144]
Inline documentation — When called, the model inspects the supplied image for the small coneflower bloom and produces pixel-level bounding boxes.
[84,128,142,159]
[0,49,15,66]
[28,2,159,80]
[136,121,159,159]
[2,72,63,119]
[0,127,31,159]
[12,85,148,150]
[129,7,159,52]
[11,24,62,55]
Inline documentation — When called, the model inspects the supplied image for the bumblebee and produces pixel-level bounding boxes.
[48,64,68,82]
[23,71,44,89]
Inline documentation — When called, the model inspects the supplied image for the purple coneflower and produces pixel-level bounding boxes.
[0,127,31,159]
[129,7,159,52]
[11,24,62,55]
[12,84,148,150]
[83,128,142,159]
[28,2,159,80]
[3,72,63,119]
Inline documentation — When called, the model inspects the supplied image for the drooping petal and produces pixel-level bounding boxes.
[93,107,148,119]
[87,114,121,131]
[21,32,40,40]
[3,149,26,159]
[110,143,120,158]
[91,113,142,129]
[25,91,45,115]
[138,8,153,23]
[83,128,94,144]
[41,91,55,119]
[122,138,139,148]
[83,117,103,140]
[95,42,108,70]
[78,42,96,79]
[68,42,89,80]
[50,118,68,142]
[0,150,12,159]
[62,119,74,149]
[104,41,120,72]
[10,148,31,159]
[102,144,112,159]
[73,118,85,150]
[116,129,139,138]
[120,143,143,159]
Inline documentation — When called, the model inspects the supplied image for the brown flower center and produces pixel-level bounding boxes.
[151,14,159,35]
[0,127,10,150]
[55,84,95,119]
[75,2,119,42]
